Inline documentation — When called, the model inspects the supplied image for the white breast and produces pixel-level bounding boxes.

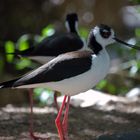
[47,49,110,96]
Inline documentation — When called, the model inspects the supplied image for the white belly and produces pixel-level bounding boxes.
[46,50,110,96]
[18,49,110,96]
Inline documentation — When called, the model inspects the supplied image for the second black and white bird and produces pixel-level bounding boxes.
[9,13,85,64]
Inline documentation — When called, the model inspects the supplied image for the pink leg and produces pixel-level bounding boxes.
[62,96,70,140]
[28,89,46,140]
[55,96,71,140]
[55,96,67,140]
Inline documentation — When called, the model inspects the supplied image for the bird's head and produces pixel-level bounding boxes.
[65,13,78,34]
[88,24,140,54]
[92,24,115,47]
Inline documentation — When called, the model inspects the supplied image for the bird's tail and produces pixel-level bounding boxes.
[0,78,20,89]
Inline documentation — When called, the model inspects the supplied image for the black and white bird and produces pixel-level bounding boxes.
[9,13,85,64]
[1,24,139,140]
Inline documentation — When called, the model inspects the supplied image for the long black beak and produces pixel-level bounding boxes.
[113,37,140,51]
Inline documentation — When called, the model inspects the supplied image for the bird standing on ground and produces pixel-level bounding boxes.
[1,24,140,140]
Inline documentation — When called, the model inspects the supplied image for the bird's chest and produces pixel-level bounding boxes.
[50,51,110,96]
[90,51,110,86]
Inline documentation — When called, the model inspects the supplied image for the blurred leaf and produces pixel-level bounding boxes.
[17,34,30,51]
[15,58,31,70]
[96,80,107,90]
[96,80,117,94]
[34,35,43,43]
[130,48,137,56]
[5,41,15,62]
[107,83,116,94]
[79,27,89,38]
[33,88,54,105]
[33,88,44,98]
[119,87,129,95]
[41,24,55,37]
[136,60,140,69]
[135,28,140,37]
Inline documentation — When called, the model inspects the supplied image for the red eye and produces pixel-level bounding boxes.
[100,30,111,38]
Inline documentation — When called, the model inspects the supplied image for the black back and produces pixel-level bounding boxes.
[20,33,83,57]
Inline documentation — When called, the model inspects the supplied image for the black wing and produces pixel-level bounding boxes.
[13,51,92,87]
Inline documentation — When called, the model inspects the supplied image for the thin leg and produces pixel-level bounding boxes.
[29,89,35,139]
[28,89,45,140]
[54,91,59,111]
[55,96,68,140]
[62,96,70,140]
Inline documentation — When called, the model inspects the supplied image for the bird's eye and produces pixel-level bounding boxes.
[100,29,111,38]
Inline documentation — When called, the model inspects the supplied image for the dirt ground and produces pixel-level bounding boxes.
[0,95,140,140]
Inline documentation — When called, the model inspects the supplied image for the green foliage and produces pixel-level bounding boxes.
[15,34,34,70]
[15,58,32,70]
[79,27,89,38]
[5,41,15,62]
[33,88,54,105]
[96,80,107,90]
[41,24,55,37]
[96,80,116,95]
[135,28,140,37]
[17,35,30,51]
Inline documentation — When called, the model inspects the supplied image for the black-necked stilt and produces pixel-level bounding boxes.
[9,13,84,64]
[1,24,139,140]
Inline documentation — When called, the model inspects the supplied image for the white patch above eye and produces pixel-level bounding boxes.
[92,26,99,35]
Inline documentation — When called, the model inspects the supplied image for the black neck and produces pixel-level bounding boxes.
[68,21,78,34]
[87,31,103,55]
